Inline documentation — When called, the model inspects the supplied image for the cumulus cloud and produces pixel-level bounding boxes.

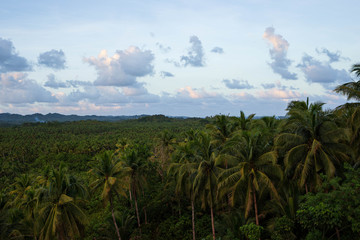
[0,38,32,73]
[0,72,57,104]
[297,54,350,88]
[211,47,224,54]
[38,49,66,70]
[263,27,297,80]
[44,74,68,89]
[84,47,154,86]
[223,79,254,89]
[160,71,174,78]
[180,36,205,67]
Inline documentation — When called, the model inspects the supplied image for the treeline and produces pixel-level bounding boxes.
[0,65,360,240]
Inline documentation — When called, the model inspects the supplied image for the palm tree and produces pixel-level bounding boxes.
[9,174,33,206]
[192,131,222,240]
[275,99,350,192]
[235,111,256,131]
[334,63,360,109]
[219,129,282,226]
[120,144,150,231]
[38,164,88,240]
[89,151,126,240]
[169,140,199,240]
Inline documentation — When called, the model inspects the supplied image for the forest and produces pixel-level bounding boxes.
[0,64,360,240]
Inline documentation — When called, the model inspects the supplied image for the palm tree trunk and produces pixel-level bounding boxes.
[134,191,141,229]
[110,197,122,240]
[335,227,340,240]
[210,205,216,240]
[191,198,196,240]
[253,190,259,226]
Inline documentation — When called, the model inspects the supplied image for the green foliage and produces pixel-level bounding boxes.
[271,216,295,240]
[239,223,263,240]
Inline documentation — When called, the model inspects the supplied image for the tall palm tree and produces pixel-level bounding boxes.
[38,164,88,240]
[169,140,199,240]
[275,99,350,192]
[90,151,126,240]
[219,129,282,226]
[120,144,150,231]
[192,131,222,240]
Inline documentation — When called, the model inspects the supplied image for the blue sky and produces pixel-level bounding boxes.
[0,0,359,117]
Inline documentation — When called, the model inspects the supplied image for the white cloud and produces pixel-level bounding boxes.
[263,27,297,80]
[297,54,350,88]
[38,49,66,70]
[0,38,32,73]
[84,46,154,86]
[180,36,205,67]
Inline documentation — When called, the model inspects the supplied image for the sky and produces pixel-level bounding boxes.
[0,0,359,117]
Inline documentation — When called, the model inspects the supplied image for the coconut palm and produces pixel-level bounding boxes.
[334,63,360,109]
[192,131,222,240]
[38,164,88,240]
[120,144,150,231]
[89,151,126,240]
[169,140,199,240]
[276,99,351,192]
[219,129,282,226]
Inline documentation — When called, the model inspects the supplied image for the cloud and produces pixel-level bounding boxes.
[38,49,66,70]
[180,36,205,67]
[315,48,350,63]
[44,74,68,89]
[84,46,154,86]
[66,80,93,87]
[0,72,57,104]
[223,79,254,89]
[160,71,174,78]
[211,47,224,54]
[297,54,350,88]
[261,83,276,89]
[257,88,302,99]
[156,43,171,53]
[0,38,32,73]
[263,27,297,80]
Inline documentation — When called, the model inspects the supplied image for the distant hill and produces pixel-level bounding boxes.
[0,113,149,126]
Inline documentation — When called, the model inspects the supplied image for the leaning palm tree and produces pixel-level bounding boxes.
[276,99,351,192]
[38,164,88,240]
[334,63,360,109]
[89,151,126,240]
[219,129,282,226]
